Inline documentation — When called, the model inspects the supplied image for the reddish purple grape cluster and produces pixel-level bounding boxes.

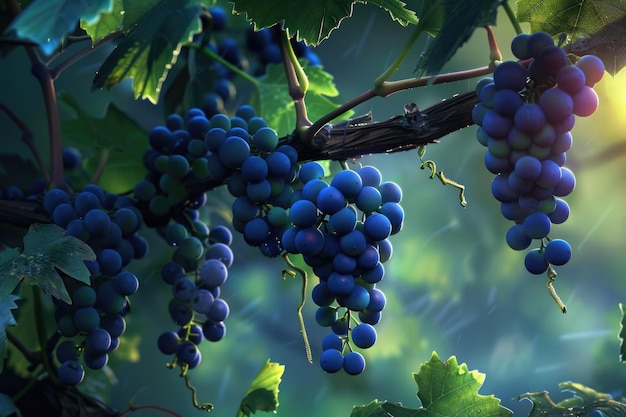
[473,32,604,274]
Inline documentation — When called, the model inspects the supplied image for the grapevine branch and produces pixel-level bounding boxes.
[0,91,479,228]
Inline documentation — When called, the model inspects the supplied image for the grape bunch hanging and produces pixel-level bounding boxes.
[473,31,604,299]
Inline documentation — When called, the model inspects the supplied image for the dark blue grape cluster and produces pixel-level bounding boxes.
[157,225,234,372]
[42,185,146,385]
[473,32,604,275]
[195,6,321,118]
[282,163,403,375]
[245,26,321,72]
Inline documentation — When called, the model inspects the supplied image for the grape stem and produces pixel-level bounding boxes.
[184,43,259,86]
[6,0,66,190]
[49,31,124,80]
[119,404,184,417]
[501,0,524,35]
[32,286,58,385]
[6,331,41,364]
[275,26,312,134]
[302,65,492,145]
[0,103,50,184]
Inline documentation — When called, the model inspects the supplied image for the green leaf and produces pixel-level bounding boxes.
[619,303,626,362]
[230,0,417,46]
[410,351,512,417]
[81,0,126,41]
[59,92,147,193]
[351,400,397,417]
[0,224,95,304]
[0,295,19,373]
[516,0,626,76]
[517,382,626,417]
[0,393,21,417]
[0,247,20,303]
[91,0,204,104]
[414,0,501,76]
[4,0,113,55]
[252,61,353,137]
[350,400,386,417]
[237,359,285,417]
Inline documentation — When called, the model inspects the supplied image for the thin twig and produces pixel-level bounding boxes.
[0,103,50,184]
[50,31,123,79]
[7,331,41,363]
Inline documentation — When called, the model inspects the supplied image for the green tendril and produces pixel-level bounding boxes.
[184,374,214,412]
[282,254,313,364]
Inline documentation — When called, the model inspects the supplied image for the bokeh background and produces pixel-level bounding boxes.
[2,1,626,416]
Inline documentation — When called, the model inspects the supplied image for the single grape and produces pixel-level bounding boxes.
[544,239,572,265]
[351,323,377,348]
[319,349,344,373]
[199,258,228,288]
[525,248,548,274]
[58,360,85,385]
[343,351,366,375]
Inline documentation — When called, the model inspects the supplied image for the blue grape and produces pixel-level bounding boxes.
[207,298,229,322]
[363,213,392,241]
[343,351,366,375]
[58,360,85,385]
[86,328,112,353]
[315,306,337,327]
[84,209,112,237]
[544,239,571,265]
[322,334,343,351]
[524,248,548,274]
[351,323,377,348]
[199,258,228,288]
[158,331,180,354]
[523,212,551,239]
[493,61,528,91]
[176,341,200,365]
[56,340,79,363]
[97,248,123,276]
[202,321,226,341]
[113,271,139,295]
[319,349,343,373]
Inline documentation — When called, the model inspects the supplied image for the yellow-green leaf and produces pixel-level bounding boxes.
[91,0,203,104]
[237,359,285,417]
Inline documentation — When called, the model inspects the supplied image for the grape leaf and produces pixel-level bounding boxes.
[378,352,512,417]
[80,0,128,42]
[4,0,113,55]
[251,61,353,137]
[0,393,21,417]
[518,382,626,417]
[516,0,626,76]
[0,224,95,304]
[0,294,19,373]
[351,400,413,417]
[413,0,501,76]
[229,0,417,46]
[0,247,20,302]
[91,0,204,104]
[59,92,147,194]
[236,359,285,417]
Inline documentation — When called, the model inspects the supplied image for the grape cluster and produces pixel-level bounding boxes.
[245,26,321,72]
[281,163,403,375]
[156,224,234,372]
[196,6,321,118]
[42,185,146,385]
[473,32,604,275]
